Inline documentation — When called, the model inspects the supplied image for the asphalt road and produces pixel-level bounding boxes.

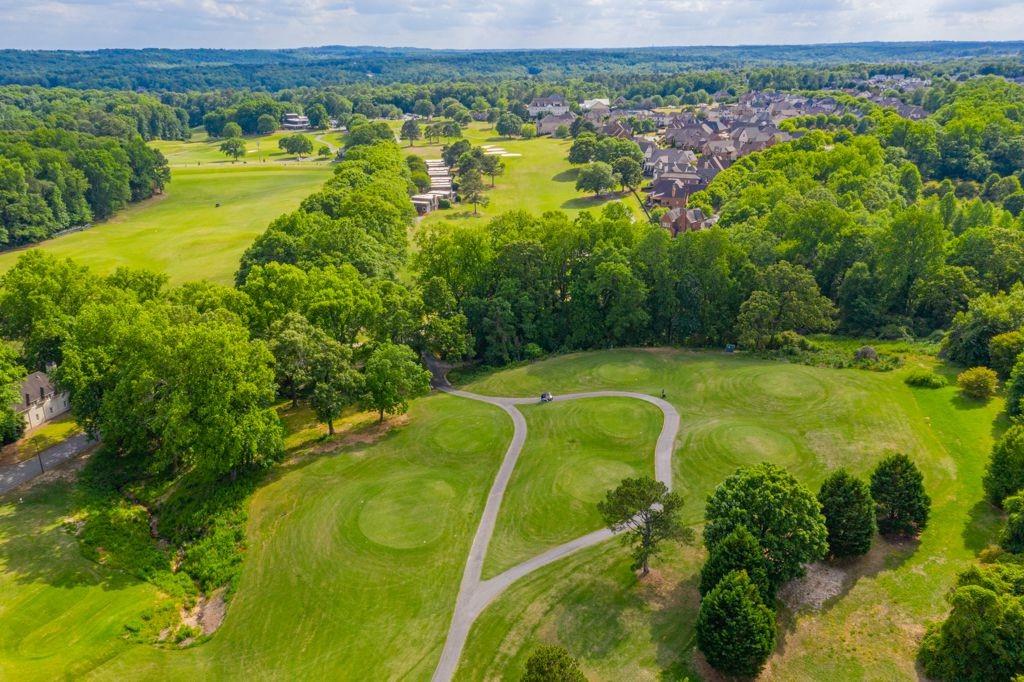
[0,433,95,495]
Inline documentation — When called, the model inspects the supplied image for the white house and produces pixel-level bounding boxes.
[527,95,569,118]
[15,371,70,429]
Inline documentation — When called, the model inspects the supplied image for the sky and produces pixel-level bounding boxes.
[0,0,1023,50]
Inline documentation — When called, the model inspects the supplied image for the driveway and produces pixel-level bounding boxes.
[0,433,96,495]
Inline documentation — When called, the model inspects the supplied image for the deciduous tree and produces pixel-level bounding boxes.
[359,342,431,422]
[704,463,828,587]
[598,476,688,576]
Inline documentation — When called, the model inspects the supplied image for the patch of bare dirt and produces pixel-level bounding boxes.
[779,562,848,612]
[180,587,228,637]
[302,415,410,458]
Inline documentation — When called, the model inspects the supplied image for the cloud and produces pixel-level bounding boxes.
[0,0,1022,49]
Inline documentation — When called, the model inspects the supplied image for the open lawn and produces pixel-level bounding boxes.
[0,166,329,285]
[0,349,1003,680]
[455,349,1004,680]
[151,130,338,167]
[482,397,661,578]
[394,122,646,224]
[0,415,81,466]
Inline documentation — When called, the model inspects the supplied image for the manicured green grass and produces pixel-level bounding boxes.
[0,393,509,680]
[457,349,1003,680]
[483,398,661,578]
[151,130,337,167]
[0,166,329,285]
[396,122,645,224]
[0,482,164,681]
[0,349,1002,680]
[0,415,81,466]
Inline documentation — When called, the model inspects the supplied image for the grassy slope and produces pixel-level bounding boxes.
[90,393,511,680]
[0,350,1001,680]
[455,349,1002,680]
[0,482,163,681]
[395,122,645,225]
[0,166,328,285]
[483,398,661,578]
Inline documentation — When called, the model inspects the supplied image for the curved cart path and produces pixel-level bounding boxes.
[432,387,680,681]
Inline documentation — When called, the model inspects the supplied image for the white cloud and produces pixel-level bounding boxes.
[0,0,1022,49]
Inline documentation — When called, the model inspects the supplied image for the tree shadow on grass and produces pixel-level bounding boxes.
[552,169,578,183]
[0,481,140,592]
[649,572,701,681]
[553,570,632,660]
[962,498,1001,553]
[775,534,918,645]
[950,393,994,412]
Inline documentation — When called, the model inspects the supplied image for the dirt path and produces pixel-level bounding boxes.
[431,387,680,681]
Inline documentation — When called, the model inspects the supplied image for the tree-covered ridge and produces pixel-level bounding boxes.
[2,42,1024,90]
[0,85,189,140]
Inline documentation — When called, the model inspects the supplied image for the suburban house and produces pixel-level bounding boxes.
[665,123,714,150]
[281,113,310,130]
[536,112,577,136]
[601,119,633,139]
[645,148,697,176]
[527,95,569,118]
[581,98,610,111]
[15,371,70,429]
[660,207,718,235]
[648,175,706,208]
[583,101,611,123]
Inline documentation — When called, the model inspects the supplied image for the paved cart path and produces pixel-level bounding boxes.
[432,387,679,681]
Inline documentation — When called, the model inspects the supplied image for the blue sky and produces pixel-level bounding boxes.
[1,0,1022,50]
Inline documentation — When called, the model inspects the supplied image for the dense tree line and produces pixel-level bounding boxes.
[0,85,189,140]
[0,127,169,248]
[415,131,1024,366]
[3,44,1023,91]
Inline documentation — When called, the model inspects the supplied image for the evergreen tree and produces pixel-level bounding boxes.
[985,425,1024,506]
[696,570,776,678]
[870,453,931,536]
[818,469,876,558]
[699,525,773,603]
[999,492,1024,553]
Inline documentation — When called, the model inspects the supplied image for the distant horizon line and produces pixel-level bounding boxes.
[4,38,1024,54]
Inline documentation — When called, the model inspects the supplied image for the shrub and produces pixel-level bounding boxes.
[699,525,773,603]
[1007,354,1024,416]
[918,564,1024,681]
[870,453,930,537]
[904,368,946,388]
[989,330,1024,379]
[854,345,878,361]
[957,366,998,401]
[521,644,586,682]
[818,469,876,558]
[438,198,451,209]
[985,425,1024,506]
[696,570,776,677]
[1000,493,1024,553]
[704,463,828,587]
